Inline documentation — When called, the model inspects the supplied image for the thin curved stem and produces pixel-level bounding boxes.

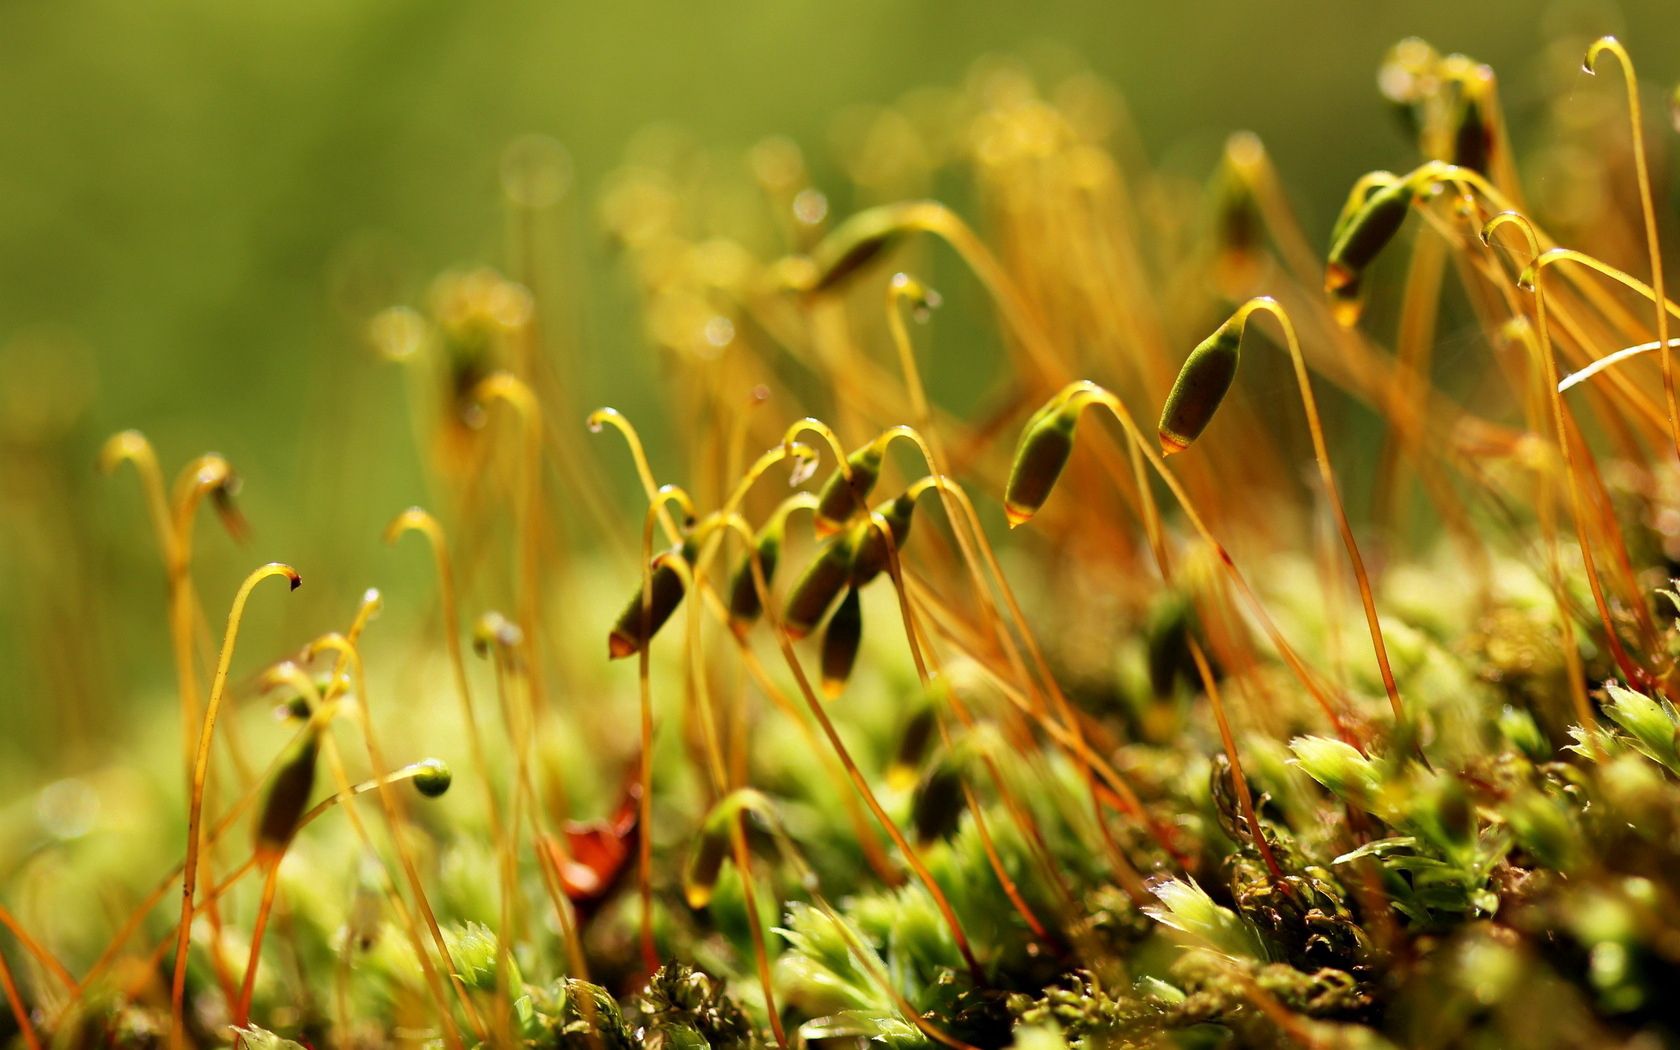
[1230,297,1405,730]
[1585,37,1678,462]
[169,563,299,1050]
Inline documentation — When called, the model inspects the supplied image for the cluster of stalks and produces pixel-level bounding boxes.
[10,28,1680,1050]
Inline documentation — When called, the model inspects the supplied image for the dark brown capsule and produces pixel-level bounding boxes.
[807,203,916,293]
[813,444,884,535]
[783,535,855,640]
[820,587,864,699]
[1145,590,1198,698]
[256,730,321,858]
[727,520,784,631]
[683,807,732,910]
[911,746,967,844]
[1450,77,1495,175]
[888,696,941,791]
[608,542,694,660]
[848,494,916,586]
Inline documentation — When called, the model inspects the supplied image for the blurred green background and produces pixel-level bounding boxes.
[2,0,1678,773]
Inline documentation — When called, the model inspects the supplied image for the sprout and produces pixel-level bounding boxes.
[1289,736,1381,807]
[1142,877,1266,959]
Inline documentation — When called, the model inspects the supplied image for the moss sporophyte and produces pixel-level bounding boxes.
[16,29,1680,1050]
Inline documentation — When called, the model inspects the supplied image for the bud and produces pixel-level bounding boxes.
[1497,705,1548,762]
[1143,877,1265,959]
[820,587,864,699]
[608,541,695,660]
[1288,735,1381,807]
[1603,682,1680,775]
[256,730,321,858]
[1004,395,1081,527]
[1159,316,1242,455]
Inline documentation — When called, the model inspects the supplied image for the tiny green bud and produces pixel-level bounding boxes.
[1288,735,1381,807]
[1004,396,1080,527]
[1142,877,1265,959]
[1603,682,1680,774]
[1158,316,1242,455]
[412,758,453,798]
[820,587,864,700]
[1507,790,1578,870]
[1497,705,1549,761]
[1421,775,1475,855]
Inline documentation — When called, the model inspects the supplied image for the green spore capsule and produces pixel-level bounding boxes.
[847,493,917,587]
[608,540,696,660]
[813,443,885,535]
[888,691,943,792]
[1159,317,1242,455]
[256,730,321,858]
[911,746,967,844]
[727,521,784,631]
[1145,591,1198,697]
[683,810,731,911]
[820,587,864,699]
[412,759,453,798]
[1004,396,1080,527]
[807,203,917,293]
[1325,178,1415,294]
[783,534,856,640]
